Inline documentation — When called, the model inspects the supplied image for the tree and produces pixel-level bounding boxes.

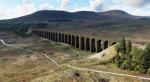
[140,45,150,73]
[132,47,143,71]
[127,40,132,54]
[147,68,150,74]
[119,37,127,54]
[113,53,123,67]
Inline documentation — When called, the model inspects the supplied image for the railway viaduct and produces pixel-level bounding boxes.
[32,29,116,53]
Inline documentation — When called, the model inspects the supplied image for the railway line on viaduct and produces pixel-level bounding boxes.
[32,29,116,53]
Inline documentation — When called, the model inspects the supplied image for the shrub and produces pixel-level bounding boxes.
[114,38,150,74]
[139,68,147,74]
[146,68,150,74]
[140,45,150,73]
[120,60,131,70]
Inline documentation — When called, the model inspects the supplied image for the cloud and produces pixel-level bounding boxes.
[39,3,54,10]
[22,0,32,4]
[122,0,150,7]
[131,9,150,16]
[0,0,150,20]
[71,0,104,12]
[0,9,11,19]
[0,0,37,19]
[15,0,36,17]
[0,3,15,19]
[90,0,104,12]
[106,1,150,16]
[60,0,70,10]
[70,7,93,12]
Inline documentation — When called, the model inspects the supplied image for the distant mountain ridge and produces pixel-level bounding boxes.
[0,10,149,23]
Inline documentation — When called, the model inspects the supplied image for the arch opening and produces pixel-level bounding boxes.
[55,32,57,41]
[50,32,53,40]
[40,30,43,37]
[75,36,79,48]
[68,35,71,45]
[86,38,90,51]
[62,34,65,43]
[104,40,109,49]
[80,37,85,50]
[65,34,68,43]
[45,31,48,38]
[72,35,75,46]
[59,33,62,42]
[91,38,96,52]
[112,42,116,45]
[48,32,50,39]
[52,32,55,41]
[97,40,102,52]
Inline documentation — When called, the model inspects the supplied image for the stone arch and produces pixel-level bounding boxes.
[42,30,45,38]
[80,36,85,50]
[47,31,49,39]
[97,39,102,52]
[40,30,42,37]
[32,30,113,52]
[50,32,53,40]
[36,30,38,36]
[62,33,65,43]
[85,37,90,51]
[55,32,58,41]
[55,32,58,42]
[58,33,62,42]
[71,35,75,47]
[65,34,68,43]
[45,31,48,38]
[36,30,38,35]
[112,42,116,45]
[35,30,37,35]
[34,30,36,35]
[31,30,33,34]
[104,40,109,49]
[68,34,71,45]
[36,30,39,36]
[48,31,51,39]
[53,32,56,41]
[41,30,46,38]
[37,30,39,36]
[52,32,55,41]
[38,30,41,37]
[33,30,36,35]
[90,38,96,52]
[75,36,79,48]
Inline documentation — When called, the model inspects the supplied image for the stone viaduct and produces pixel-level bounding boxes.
[32,29,116,53]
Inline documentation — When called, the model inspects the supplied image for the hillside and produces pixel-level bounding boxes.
[0,10,149,23]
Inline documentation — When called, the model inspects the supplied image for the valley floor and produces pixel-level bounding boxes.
[0,32,150,82]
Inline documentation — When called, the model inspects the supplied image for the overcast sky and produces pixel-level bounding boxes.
[0,0,149,19]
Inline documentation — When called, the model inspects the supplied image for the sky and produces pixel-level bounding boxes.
[0,0,149,19]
